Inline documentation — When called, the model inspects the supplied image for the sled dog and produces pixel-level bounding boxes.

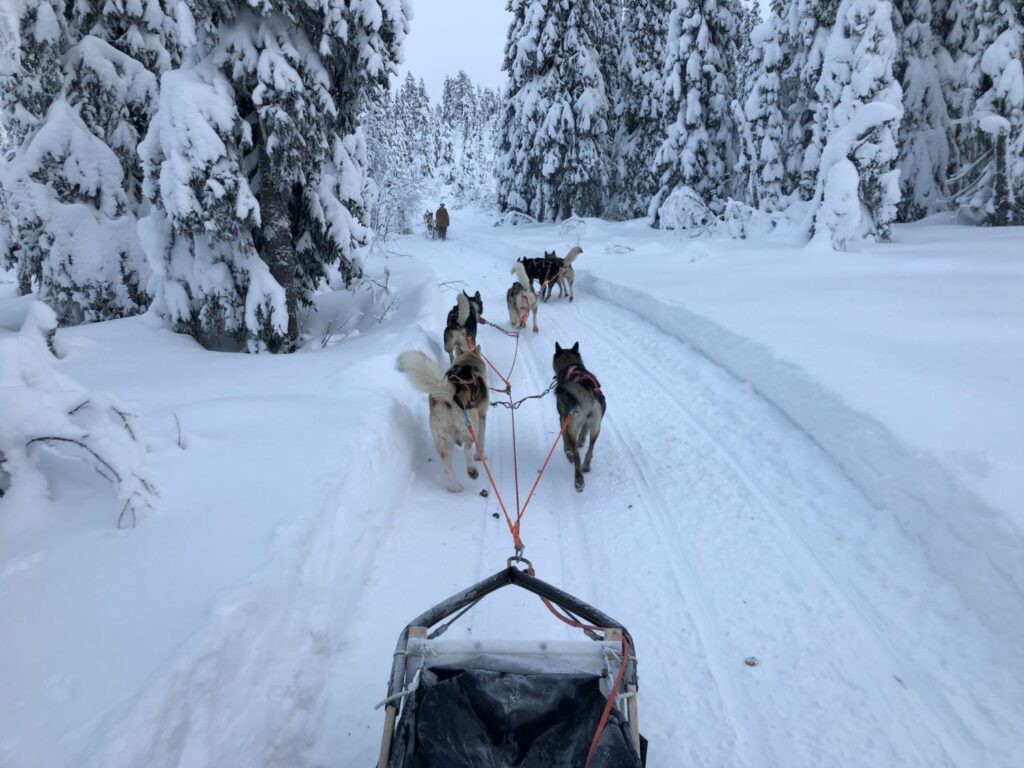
[507,262,539,334]
[552,342,606,492]
[518,253,562,302]
[443,290,483,362]
[396,347,489,493]
[556,246,583,302]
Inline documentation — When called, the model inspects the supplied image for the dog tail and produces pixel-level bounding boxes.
[512,261,532,291]
[396,350,453,401]
[564,246,583,265]
[456,292,470,325]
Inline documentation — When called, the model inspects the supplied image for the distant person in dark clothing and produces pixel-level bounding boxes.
[435,203,450,240]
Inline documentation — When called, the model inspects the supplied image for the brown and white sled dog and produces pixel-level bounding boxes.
[443,291,482,362]
[553,342,606,492]
[507,261,539,334]
[396,347,489,493]
[556,246,583,302]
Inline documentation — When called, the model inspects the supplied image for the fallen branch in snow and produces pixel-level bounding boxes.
[0,302,156,527]
[173,412,186,450]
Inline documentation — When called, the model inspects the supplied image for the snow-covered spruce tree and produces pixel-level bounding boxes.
[650,0,744,224]
[966,1,1024,224]
[141,3,409,352]
[811,0,904,246]
[896,0,950,220]
[0,0,181,319]
[394,73,436,179]
[775,0,842,199]
[363,87,425,237]
[744,13,787,211]
[612,0,671,219]
[497,0,614,221]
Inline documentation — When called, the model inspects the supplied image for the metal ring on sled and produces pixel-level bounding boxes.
[376,565,645,767]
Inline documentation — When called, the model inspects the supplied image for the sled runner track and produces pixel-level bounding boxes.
[489,319,750,763]
[427,233,956,764]
[540,296,968,764]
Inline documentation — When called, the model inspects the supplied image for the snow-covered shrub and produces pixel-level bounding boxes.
[0,302,154,527]
[721,199,775,239]
[656,186,718,235]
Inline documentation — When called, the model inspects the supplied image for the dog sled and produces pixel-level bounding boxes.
[375,559,646,768]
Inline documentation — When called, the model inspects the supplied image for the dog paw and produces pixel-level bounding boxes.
[582,464,591,473]
[574,478,585,492]
[532,328,538,335]
[447,483,464,493]
[467,467,479,480]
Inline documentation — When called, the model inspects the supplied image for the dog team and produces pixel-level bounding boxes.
[396,246,605,494]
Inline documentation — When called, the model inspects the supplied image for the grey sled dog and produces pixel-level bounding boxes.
[507,261,539,334]
[553,341,606,492]
[396,347,489,492]
[556,246,583,302]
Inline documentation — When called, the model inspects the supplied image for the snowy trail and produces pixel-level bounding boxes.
[304,225,1023,766]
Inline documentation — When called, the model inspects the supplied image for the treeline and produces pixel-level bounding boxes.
[363,70,501,235]
[0,1,409,351]
[496,0,1023,246]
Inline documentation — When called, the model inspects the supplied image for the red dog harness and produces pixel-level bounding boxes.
[561,365,602,395]
[447,367,481,408]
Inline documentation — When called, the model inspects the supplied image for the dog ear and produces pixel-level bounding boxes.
[474,291,481,300]
[555,342,562,353]
[572,341,579,353]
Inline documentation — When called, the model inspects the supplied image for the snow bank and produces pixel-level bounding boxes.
[581,225,1024,638]
[100,400,418,768]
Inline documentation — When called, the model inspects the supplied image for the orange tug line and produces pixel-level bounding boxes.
[458,322,628,766]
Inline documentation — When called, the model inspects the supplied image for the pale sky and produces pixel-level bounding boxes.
[399,1,512,101]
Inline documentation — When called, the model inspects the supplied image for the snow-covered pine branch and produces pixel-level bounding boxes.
[0,302,154,528]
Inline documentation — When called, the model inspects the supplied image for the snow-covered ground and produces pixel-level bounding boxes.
[2,211,1022,767]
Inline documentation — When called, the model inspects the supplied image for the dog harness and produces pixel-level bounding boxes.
[560,365,602,395]
[447,367,481,408]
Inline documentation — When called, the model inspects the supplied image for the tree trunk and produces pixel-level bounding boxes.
[991,130,1009,227]
[258,145,299,351]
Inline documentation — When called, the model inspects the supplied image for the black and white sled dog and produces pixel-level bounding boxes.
[518,248,582,302]
[443,290,483,362]
[517,253,561,301]
[556,246,583,302]
[396,347,489,493]
[507,261,539,334]
[553,342,606,492]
